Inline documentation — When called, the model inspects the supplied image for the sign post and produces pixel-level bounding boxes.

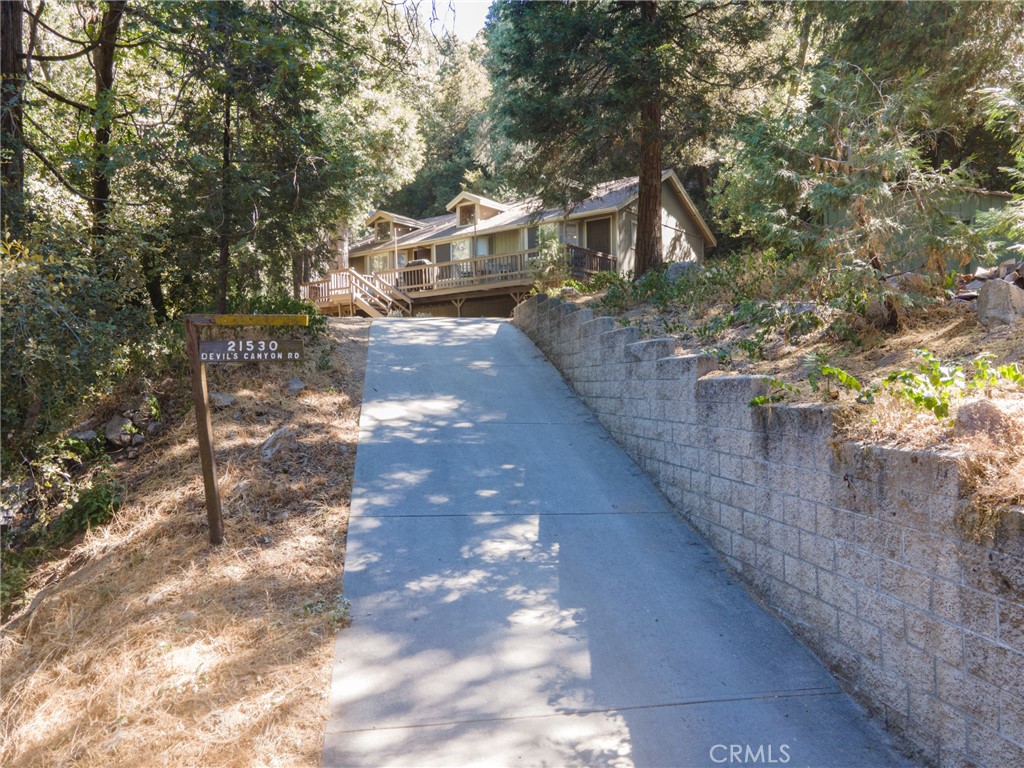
[184,314,309,545]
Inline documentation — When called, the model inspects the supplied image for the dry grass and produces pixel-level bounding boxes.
[0,318,370,768]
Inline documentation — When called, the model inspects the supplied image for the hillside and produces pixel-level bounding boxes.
[0,319,369,768]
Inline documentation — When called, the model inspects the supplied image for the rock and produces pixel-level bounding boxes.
[177,610,198,624]
[974,265,997,280]
[977,279,1024,328]
[286,378,306,397]
[955,399,1015,439]
[146,421,163,437]
[127,448,139,459]
[261,427,298,464]
[560,286,580,296]
[69,429,98,443]
[146,593,162,606]
[667,260,699,283]
[104,416,135,447]
[131,433,145,446]
[209,392,236,409]
[965,279,985,292]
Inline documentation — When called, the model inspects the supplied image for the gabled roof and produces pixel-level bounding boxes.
[365,210,425,230]
[350,169,717,256]
[444,191,510,213]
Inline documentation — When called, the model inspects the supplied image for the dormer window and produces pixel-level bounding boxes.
[459,204,476,227]
[375,221,392,241]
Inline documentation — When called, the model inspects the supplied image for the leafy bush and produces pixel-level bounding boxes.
[237,294,328,337]
[1,239,144,458]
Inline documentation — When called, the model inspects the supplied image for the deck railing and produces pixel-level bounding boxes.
[567,244,617,279]
[300,244,617,311]
[300,269,352,303]
[375,250,538,294]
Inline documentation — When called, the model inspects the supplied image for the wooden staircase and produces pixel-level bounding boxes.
[349,269,413,317]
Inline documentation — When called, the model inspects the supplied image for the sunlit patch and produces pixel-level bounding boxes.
[404,569,495,598]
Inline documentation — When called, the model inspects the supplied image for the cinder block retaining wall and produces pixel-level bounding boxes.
[513,294,1024,768]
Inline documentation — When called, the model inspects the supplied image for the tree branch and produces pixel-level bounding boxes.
[30,81,94,112]
[22,138,96,201]
[21,43,99,62]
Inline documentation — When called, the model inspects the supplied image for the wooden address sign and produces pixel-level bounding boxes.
[199,339,304,363]
[184,313,310,545]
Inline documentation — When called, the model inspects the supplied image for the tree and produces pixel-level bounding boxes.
[486,0,777,276]
[1,0,25,233]
[381,34,498,218]
[713,0,1023,272]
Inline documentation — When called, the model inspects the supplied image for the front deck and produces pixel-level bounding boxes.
[301,246,615,317]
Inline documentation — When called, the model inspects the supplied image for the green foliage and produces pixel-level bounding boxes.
[885,350,965,419]
[749,377,801,407]
[486,0,779,209]
[50,475,123,542]
[1,239,142,452]
[236,295,327,338]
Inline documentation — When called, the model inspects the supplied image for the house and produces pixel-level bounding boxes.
[301,169,716,318]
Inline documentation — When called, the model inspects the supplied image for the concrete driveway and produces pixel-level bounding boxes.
[324,318,910,768]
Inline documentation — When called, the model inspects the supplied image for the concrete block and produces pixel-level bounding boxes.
[999,690,1024,749]
[935,660,1001,729]
[839,609,883,661]
[654,354,717,381]
[857,660,910,715]
[902,532,962,582]
[816,505,857,542]
[905,607,965,668]
[696,374,770,405]
[908,690,968,754]
[801,591,840,635]
[880,561,932,612]
[597,326,640,350]
[579,316,616,338]
[882,633,937,694]
[931,580,998,640]
[858,588,907,639]
[965,632,1024,693]
[818,570,859,615]
[967,720,1024,768]
[769,520,801,558]
[743,512,771,546]
[782,494,817,532]
[801,531,838,571]
[626,338,678,361]
[733,533,757,566]
[855,516,903,560]
[836,544,881,588]
[784,555,818,594]
[998,598,1024,653]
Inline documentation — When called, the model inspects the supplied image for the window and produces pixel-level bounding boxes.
[452,239,471,260]
[475,235,493,257]
[397,251,409,268]
[527,227,538,250]
[370,253,390,272]
[375,221,391,241]
[459,204,476,227]
[564,222,579,246]
[435,242,452,262]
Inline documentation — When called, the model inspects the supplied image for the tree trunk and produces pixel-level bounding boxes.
[141,249,168,322]
[1,0,25,233]
[216,89,231,313]
[634,0,662,279]
[336,222,349,270]
[90,0,125,266]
